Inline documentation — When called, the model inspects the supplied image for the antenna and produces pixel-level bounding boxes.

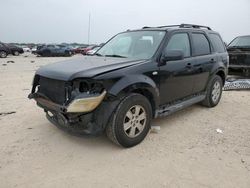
[88,13,91,45]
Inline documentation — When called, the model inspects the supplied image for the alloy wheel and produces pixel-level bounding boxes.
[123,105,147,138]
[211,81,221,103]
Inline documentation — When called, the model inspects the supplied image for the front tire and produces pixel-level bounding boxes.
[106,93,152,148]
[0,51,7,58]
[201,75,223,108]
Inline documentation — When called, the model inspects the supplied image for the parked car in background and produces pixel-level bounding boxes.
[31,46,37,54]
[58,45,74,54]
[86,46,100,55]
[22,46,31,52]
[35,44,73,57]
[227,35,250,76]
[72,45,88,54]
[29,24,228,147]
[7,44,24,56]
[0,42,11,58]
[81,45,98,55]
[32,45,45,54]
[73,46,85,54]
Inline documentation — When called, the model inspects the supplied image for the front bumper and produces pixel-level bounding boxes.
[28,91,108,136]
[45,110,102,136]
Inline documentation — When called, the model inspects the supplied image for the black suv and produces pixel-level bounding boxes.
[8,45,24,56]
[0,42,11,58]
[227,35,250,76]
[29,24,228,147]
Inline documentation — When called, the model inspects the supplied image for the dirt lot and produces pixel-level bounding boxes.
[0,53,250,188]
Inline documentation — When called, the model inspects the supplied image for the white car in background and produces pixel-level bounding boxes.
[31,46,37,53]
[22,46,31,52]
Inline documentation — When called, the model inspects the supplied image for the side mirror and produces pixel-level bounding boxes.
[160,50,184,65]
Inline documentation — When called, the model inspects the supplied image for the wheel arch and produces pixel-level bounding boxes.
[216,70,226,84]
[211,60,227,86]
[108,75,160,117]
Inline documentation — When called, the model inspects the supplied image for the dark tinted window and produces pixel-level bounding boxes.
[209,34,225,53]
[166,33,191,57]
[47,45,54,48]
[192,33,210,56]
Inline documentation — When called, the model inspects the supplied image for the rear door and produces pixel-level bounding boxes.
[190,32,214,93]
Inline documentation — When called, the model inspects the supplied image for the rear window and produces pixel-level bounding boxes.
[209,34,226,53]
[192,33,210,56]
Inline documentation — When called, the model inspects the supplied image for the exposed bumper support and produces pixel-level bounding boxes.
[229,65,250,68]
[28,90,107,113]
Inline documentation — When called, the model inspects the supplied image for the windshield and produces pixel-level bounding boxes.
[228,36,250,47]
[96,31,165,59]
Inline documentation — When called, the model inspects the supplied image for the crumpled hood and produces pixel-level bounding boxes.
[36,56,146,81]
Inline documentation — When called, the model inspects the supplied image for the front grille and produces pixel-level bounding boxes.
[229,54,248,65]
[38,76,67,105]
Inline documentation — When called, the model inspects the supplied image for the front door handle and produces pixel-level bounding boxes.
[186,63,192,69]
[210,58,216,63]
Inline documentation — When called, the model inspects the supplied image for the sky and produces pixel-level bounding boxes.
[1,0,250,44]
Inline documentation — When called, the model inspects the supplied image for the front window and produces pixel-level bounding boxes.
[228,36,250,47]
[96,31,165,59]
[165,33,191,57]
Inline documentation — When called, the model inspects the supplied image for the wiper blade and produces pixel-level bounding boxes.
[94,53,103,56]
[105,54,127,58]
[228,46,250,49]
[227,46,239,49]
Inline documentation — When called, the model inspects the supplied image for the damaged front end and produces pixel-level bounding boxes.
[28,75,115,136]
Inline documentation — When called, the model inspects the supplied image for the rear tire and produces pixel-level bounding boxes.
[0,51,7,58]
[201,75,223,108]
[13,51,19,56]
[65,50,72,57]
[106,93,152,148]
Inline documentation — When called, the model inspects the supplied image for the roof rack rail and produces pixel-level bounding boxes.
[142,24,212,30]
[157,25,180,28]
[180,24,212,30]
[142,25,180,29]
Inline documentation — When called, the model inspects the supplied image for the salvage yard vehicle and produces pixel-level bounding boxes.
[0,42,24,57]
[227,35,250,76]
[35,44,73,57]
[0,42,11,58]
[29,24,228,147]
[7,44,24,56]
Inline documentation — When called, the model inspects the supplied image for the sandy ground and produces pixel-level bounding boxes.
[0,53,250,188]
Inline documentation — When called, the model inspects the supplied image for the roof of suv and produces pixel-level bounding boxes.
[129,24,218,33]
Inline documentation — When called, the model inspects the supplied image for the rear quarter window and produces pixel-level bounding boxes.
[209,34,226,53]
[192,33,211,56]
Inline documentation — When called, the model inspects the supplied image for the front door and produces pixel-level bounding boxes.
[159,32,195,105]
